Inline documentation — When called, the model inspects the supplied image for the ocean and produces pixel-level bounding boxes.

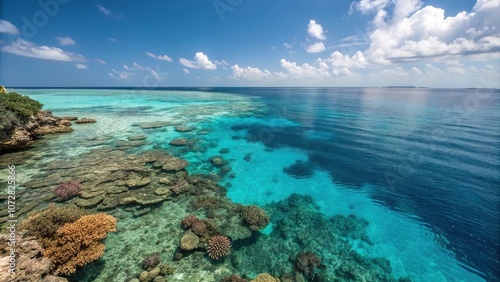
[1,87,498,281]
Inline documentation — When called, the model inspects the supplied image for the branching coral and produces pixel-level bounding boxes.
[240,205,270,231]
[19,204,88,248]
[207,235,231,260]
[43,213,117,275]
[54,181,82,201]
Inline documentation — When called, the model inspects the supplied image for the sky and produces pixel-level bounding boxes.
[0,0,499,88]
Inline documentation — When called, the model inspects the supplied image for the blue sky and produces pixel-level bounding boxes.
[0,0,499,87]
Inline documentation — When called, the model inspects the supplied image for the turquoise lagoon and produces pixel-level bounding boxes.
[1,88,498,282]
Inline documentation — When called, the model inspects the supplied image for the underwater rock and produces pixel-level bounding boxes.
[62,116,78,121]
[219,148,230,154]
[128,135,147,141]
[139,271,149,281]
[154,187,171,196]
[159,177,172,185]
[116,140,147,148]
[75,118,97,124]
[126,177,151,188]
[79,189,106,199]
[250,273,280,282]
[161,157,188,172]
[169,138,188,146]
[180,231,200,251]
[282,160,315,179]
[134,208,151,217]
[210,156,227,167]
[133,121,174,129]
[175,125,196,132]
[75,194,105,208]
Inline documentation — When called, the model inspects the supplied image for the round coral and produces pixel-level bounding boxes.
[181,215,198,229]
[240,205,270,231]
[207,235,231,260]
[191,221,208,236]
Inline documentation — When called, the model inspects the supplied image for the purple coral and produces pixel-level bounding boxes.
[54,181,82,201]
[142,254,160,270]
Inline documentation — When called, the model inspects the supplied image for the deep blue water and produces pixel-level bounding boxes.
[218,87,500,280]
[10,87,500,281]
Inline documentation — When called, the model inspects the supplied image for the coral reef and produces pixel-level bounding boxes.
[250,273,280,282]
[19,204,88,248]
[180,231,200,251]
[142,254,161,271]
[240,205,270,231]
[207,235,231,260]
[54,181,82,201]
[221,274,248,282]
[43,213,117,275]
[295,252,323,281]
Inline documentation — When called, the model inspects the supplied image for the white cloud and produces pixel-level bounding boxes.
[0,20,19,34]
[215,60,229,66]
[146,51,172,62]
[284,42,293,48]
[280,59,330,79]
[108,37,118,42]
[306,42,326,53]
[355,0,390,13]
[96,59,106,64]
[183,68,190,74]
[1,39,86,62]
[76,64,88,69]
[96,4,122,19]
[307,20,327,40]
[230,64,273,81]
[326,51,367,68]
[179,52,217,70]
[474,0,500,12]
[360,0,500,64]
[109,69,132,79]
[149,69,165,81]
[123,62,145,71]
[56,36,76,46]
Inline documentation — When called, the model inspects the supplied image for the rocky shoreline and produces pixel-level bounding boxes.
[0,110,74,153]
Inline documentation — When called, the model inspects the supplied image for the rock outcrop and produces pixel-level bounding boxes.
[0,110,73,153]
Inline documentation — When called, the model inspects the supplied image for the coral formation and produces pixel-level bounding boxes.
[54,181,82,201]
[142,254,161,271]
[250,273,280,282]
[240,205,270,231]
[207,235,231,260]
[191,220,208,236]
[43,213,117,275]
[295,252,323,280]
[221,274,248,282]
[180,231,200,251]
[19,204,88,248]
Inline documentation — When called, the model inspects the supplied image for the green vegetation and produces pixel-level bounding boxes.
[0,91,43,117]
[0,90,43,131]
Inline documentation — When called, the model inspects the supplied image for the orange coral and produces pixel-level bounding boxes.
[44,213,117,275]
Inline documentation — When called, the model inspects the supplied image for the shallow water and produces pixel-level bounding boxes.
[1,87,498,281]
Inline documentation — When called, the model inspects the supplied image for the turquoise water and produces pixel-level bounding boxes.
[2,88,498,281]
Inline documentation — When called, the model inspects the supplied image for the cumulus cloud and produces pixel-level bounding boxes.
[56,36,76,46]
[280,59,330,79]
[76,64,88,69]
[306,42,326,53]
[179,52,217,69]
[230,65,273,80]
[1,39,86,62]
[307,20,327,40]
[146,51,172,62]
[326,51,367,68]
[0,19,19,34]
[360,0,500,64]
[354,0,391,13]
[123,62,145,71]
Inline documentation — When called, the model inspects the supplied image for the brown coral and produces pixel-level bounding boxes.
[221,274,247,282]
[295,252,322,279]
[250,273,280,282]
[207,235,231,260]
[240,205,270,231]
[191,220,208,236]
[181,214,198,229]
[43,213,117,275]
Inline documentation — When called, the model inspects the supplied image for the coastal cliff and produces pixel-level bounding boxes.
[0,88,73,153]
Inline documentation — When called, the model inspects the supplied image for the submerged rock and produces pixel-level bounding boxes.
[75,118,97,124]
[175,125,196,132]
[180,231,199,250]
[169,138,188,146]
